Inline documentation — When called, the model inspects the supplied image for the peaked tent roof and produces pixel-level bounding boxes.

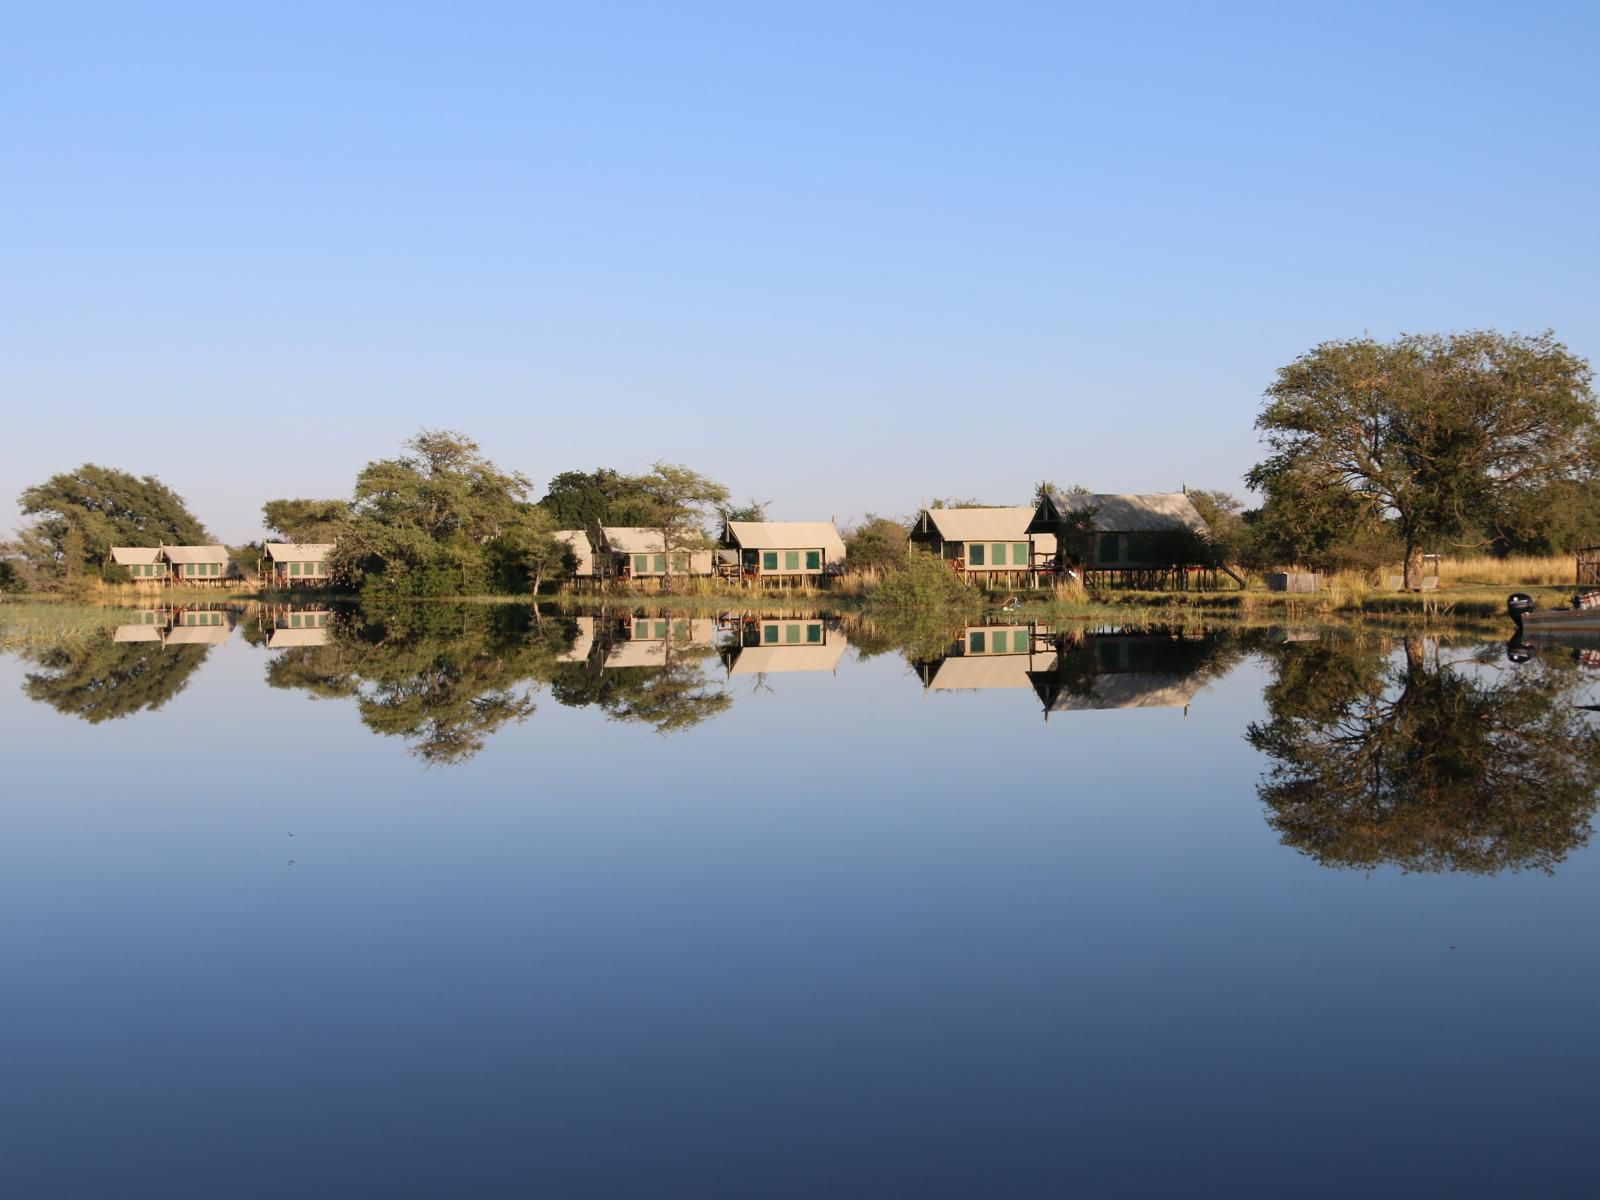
[162,544,230,564]
[920,506,1037,542]
[725,640,848,675]
[267,627,329,648]
[264,543,334,563]
[110,546,163,566]
[553,530,594,576]
[723,521,846,558]
[1036,492,1210,535]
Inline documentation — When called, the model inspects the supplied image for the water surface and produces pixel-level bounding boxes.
[4,603,1599,1197]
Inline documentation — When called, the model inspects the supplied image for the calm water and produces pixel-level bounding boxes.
[4,603,1600,1198]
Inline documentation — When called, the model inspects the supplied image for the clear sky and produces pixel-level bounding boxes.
[4,2,1596,544]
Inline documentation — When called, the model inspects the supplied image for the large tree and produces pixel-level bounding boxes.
[630,461,730,593]
[537,468,655,530]
[17,465,210,583]
[843,515,910,572]
[1247,331,1599,588]
[337,430,532,595]
[262,498,351,543]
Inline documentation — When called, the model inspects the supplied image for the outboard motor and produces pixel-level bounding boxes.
[1507,593,1536,625]
[1506,635,1534,664]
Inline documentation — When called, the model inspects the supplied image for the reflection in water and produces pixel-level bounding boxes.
[1249,636,1600,873]
[22,604,236,723]
[917,624,1242,717]
[12,604,1600,881]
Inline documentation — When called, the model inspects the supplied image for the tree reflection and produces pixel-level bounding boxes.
[303,603,559,765]
[22,638,210,723]
[1248,636,1600,873]
[547,614,730,733]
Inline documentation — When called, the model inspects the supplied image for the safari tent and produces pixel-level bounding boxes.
[162,545,234,586]
[263,543,334,585]
[110,546,169,584]
[597,528,715,581]
[720,618,847,675]
[718,521,845,581]
[909,508,1056,578]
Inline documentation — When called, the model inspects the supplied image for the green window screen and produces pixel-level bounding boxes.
[785,551,799,570]
[806,624,822,643]
[672,553,689,572]
[1013,630,1029,653]
[763,624,779,644]
[969,631,986,653]
[291,614,302,627]
[805,550,820,570]
[994,543,1009,565]
[763,551,778,570]
[969,543,985,566]
[1098,533,1120,563]
[785,624,800,643]
[290,562,301,575]
[212,562,220,575]
[1014,543,1028,565]
[654,554,666,573]
[634,554,649,574]
[654,621,667,638]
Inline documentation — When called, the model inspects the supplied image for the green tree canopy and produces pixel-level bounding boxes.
[17,465,211,584]
[22,637,211,723]
[336,430,534,596]
[630,461,730,591]
[843,515,910,572]
[537,469,656,530]
[1247,331,1599,586]
[262,499,352,543]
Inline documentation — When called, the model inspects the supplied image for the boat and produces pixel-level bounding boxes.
[1508,592,1600,632]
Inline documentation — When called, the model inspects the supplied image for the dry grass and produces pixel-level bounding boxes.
[0,602,135,649]
[1433,554,1578,588]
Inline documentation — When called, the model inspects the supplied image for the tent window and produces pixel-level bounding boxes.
[1013,630,1029,653]
[654,554,666,573]
[785,551,799,570]
[290,562,301,576]
[785,624,801,644]
[672,553,689,573]
[1013,543,1028,565]
[806,623,822,644]
[763,551,778,570]
[291,614,302,628]
[1098,534,1120,564]
[805,550,820,570]
[969,631,986,653]
[969,543,985,566]
[763,624,778,644]
[633,554,649,574]
[993,543,1008,565]
[1098,641,1121,670]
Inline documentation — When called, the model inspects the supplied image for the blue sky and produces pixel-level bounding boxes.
[4,2,1596,543]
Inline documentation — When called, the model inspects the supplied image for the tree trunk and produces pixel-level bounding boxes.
[1403,541,1424,591]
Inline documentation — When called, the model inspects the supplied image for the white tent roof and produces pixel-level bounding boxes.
[166,623,230,644]
[554,530,594,576]
[724,521,846,558]
[601,527,672,554]
[921,507,1037,542]
[162,544,229,564]
[110,546,162,566]
[726,640,848,675]
[267,627,329,648]
[925,653,1056,690]
[557,616,596,662]
[112,625,164,642]
[264,543,334,563]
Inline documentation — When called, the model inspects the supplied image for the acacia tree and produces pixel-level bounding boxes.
[17,465,211,584]
[630,461,730,593]
[338,430,533,594]
[262,499,351,543]
[1247,331,1599,588]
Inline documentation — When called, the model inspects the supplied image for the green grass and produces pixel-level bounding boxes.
[0,601,143,649]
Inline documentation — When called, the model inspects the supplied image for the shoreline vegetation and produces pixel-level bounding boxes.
[0,554,1578,651]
